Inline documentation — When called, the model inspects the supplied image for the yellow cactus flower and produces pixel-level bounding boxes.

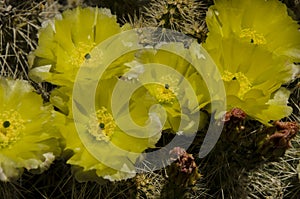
[203,35,294,124]
[29,7,132,87]
[132,42,222,132]
[206,0,300,62]
[58,78,162,181]
[0,78,61,181]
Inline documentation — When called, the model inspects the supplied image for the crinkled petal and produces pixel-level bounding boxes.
[207,0,300,61]
[0,78,62,181]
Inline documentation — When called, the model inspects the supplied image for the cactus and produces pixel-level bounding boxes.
[198,108,299,198]
[140,0,209,42]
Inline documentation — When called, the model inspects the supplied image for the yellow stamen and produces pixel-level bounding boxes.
[88,107,116,142]
[222,71,252,99]
[68,42,95,67]
[160,74,179,95]
[0,110,25,149]
[240,28,266,45]
[152,75,179,105]
[154,85,177,104]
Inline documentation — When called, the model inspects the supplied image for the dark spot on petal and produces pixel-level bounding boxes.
[99,123,105,129]
[232,77,237,80]
[165,84,170,89]
[3,121,10,128]
[85,53,91,59]
[250,39,254,43]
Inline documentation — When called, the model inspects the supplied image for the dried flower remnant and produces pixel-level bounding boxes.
[260,121,299,158]
[167,147,201,187]
[223,108,247,123]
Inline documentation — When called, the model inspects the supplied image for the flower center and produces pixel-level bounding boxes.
[68,42,95,67]
[0,110,25,149]
[151,75,179,105]
[154,85,177,104]
[222,71,252,99]
[240,28,266,45]
[88,107,116,142]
